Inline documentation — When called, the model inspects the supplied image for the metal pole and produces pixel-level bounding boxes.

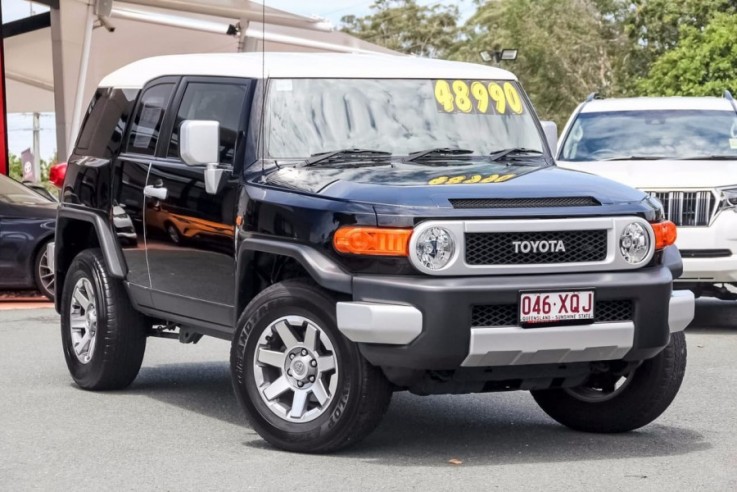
[69,2,94,152]
[32,112,41,181]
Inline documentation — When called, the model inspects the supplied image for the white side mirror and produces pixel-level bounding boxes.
[180,120,220,166]
[541,120,558,157]
[180,120,225,195]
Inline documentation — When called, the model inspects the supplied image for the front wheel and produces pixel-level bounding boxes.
[61,249,147,390]
[531,331,687,433]
[230,279,392,453]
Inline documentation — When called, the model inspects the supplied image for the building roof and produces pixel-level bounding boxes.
[99,52,517,88]
[580,96,736,113]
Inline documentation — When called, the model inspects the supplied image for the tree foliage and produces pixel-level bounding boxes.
[341,0,459,58]
[621,0,736,84]
[455,0,626,126]
[638,12,737,96]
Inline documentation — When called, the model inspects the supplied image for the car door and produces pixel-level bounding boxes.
[144,77,251,329]
[112,78,178,306]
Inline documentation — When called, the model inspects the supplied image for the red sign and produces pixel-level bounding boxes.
[0,3,8,176]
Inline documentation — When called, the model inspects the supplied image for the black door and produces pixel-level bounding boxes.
[144,78,250,329]
[113,79,178,303]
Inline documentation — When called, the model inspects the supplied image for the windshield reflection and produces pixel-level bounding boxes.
[561,110,737,161]
[265,78,544,159]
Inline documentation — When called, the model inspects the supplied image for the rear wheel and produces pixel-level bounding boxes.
[34,241,55,301]
[231,279,392,453]
[61,249,147,390]
[531,331,687,433]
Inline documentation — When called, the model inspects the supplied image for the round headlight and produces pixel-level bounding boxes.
[619,223,650,264]
[415,227,455,270]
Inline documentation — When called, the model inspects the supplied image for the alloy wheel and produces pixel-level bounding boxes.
[252,315,339,423]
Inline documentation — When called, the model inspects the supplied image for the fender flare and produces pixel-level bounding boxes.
[239,237,352,294]
[56,207,128,279]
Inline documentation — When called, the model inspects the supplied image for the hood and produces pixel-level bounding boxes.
[260,162,645,208]
[557,159,737,189]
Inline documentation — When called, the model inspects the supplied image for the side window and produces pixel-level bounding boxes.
[126,83,175,156]
[75,88,138,158]
[168,82,248,165]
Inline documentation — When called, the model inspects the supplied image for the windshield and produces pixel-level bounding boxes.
[0,175,50,205]
[265,78,544,160]
[560,109,737,161]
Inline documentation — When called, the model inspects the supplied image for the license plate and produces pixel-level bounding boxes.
[519,290,595,325]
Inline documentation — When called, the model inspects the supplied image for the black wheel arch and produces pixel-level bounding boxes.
[235,236,353,322]
[55,206,127,312]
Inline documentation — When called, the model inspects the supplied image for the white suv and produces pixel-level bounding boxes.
[556,93,737,299]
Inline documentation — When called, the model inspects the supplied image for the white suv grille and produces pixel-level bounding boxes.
[646,191,715,227]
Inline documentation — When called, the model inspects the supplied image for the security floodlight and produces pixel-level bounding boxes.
[479,48,518,65]
[500,49,518,61]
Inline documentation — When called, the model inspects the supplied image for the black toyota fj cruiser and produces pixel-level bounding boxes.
[53,53,693,453]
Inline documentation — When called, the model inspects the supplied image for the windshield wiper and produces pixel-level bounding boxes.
[489,147,544,162]
[306,149,392,166]
[600,155,667,161]
[674,155,737,161]
[405,148,475,162]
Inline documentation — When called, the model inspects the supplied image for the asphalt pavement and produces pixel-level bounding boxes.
[1,300,736,491]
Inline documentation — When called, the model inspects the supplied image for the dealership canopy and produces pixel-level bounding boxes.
[2,0,393,159]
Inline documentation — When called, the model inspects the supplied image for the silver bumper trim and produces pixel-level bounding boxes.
[46,242,55,272]
[669,290,695,333]
[461,322,635,367]
[336,302,423,345]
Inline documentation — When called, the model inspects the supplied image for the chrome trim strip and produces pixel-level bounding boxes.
[408,217,655,276]
[461,321,635,367]
[336,302,423,345]
[669,290,695,333]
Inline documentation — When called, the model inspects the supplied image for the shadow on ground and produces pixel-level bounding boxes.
[690,298,737,332]
[98,298,734,466]
[116,360,710,467]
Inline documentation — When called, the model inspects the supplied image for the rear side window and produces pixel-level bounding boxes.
[167,82,248,165]
[127,83,175,156]
[75,88,138,158]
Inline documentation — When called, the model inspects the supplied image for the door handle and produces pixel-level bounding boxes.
[144,185,168,201]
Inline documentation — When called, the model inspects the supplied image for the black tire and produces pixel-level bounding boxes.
[61,248,147,390]
[165,222,181,244]
[34,240,55,301]
[231,279,392,453]
[531,331,687,433]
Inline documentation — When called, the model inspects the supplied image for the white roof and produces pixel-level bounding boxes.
[99,52,517,88]
[580,96,736,113]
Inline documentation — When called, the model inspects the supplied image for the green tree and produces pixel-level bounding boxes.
[638,12,737,96]
[620,0,736,87]
[455,0,626,126]
[341,0,460,58]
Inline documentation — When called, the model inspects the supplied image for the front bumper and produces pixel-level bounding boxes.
[676,211,737,283]
[336,264,694,370]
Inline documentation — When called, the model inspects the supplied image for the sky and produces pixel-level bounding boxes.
[2,0,472,161]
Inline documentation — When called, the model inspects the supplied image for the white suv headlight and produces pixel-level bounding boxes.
[718,187,737,211]
[415,227,455,270]
[619,222,651,264]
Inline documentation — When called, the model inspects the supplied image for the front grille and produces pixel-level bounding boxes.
[450,197,600,209]
[465,230,608,265]
[646,191,715,226]
[471,300,634,327]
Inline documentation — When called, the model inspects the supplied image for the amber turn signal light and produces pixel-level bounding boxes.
[652,221,677,250]
[334,227,412,256]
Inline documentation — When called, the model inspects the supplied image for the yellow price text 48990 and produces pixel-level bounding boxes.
[433,80,524,115]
